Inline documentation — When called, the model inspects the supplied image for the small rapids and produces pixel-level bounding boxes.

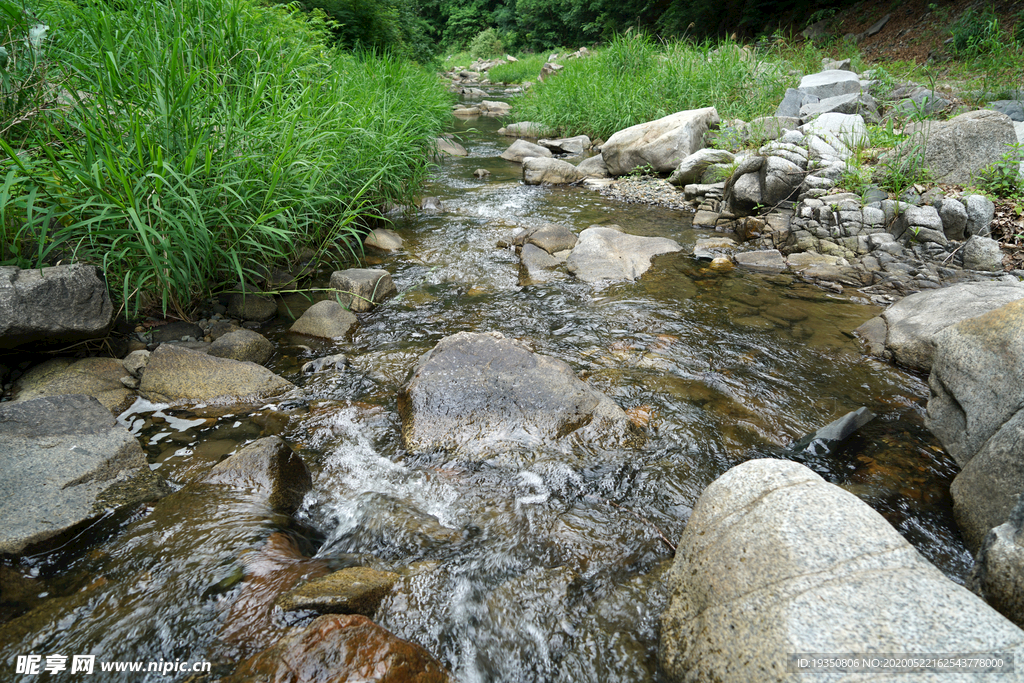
[0,105,973,683]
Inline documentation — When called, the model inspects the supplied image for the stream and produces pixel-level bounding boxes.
[0,108,974,682]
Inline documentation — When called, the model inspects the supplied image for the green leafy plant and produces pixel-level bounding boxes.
[971,143,1024,198]
[469,27,504,60]
[950,8,1001,56]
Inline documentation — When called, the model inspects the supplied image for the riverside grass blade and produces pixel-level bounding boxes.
[0,0,451,316]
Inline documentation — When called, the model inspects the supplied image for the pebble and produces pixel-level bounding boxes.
[598,178,693,212]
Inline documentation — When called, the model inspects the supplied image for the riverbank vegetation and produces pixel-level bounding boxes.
[0,0,450,315]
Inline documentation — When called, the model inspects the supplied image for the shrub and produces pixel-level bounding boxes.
[469,27,504,60]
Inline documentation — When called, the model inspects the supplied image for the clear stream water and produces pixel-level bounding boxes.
[0,111,972,682]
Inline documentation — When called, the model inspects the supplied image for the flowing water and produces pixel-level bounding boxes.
[0,108,973,682]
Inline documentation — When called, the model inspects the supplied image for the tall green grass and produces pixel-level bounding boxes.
[487,53,552,84]
[0,0,450,316]
[510,34,791,140]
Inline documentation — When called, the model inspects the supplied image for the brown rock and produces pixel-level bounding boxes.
[227,614,451,683]
[12,357,135,414]
[204,436,312,514]
[277,567,399,616]
[138,344,294,404]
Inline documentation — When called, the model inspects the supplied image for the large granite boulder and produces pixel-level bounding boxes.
[904,110,1018,185]
[659,458,1024,682]
[225,614,450,683]
[855,281,1024,372]
[926,298,1024,549]
[0,395,164,554]
[138,343,295,404]
[0,264,112,349]
[12,357,135,414]
[522,157,586,185]
[565,226,682,282]
[397,331,640,457]
[601,107,720,176]
[204,437,312,514]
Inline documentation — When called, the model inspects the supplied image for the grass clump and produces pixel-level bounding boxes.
[487,53,550,83]
[510,33,791,140]
[0,0,451,317]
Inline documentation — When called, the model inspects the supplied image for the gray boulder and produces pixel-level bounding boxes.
[938,198,968,240]
[139,343,295,403]
[500,139,552,163]
[797,69,862,100]
[226,287,277,322]
[668,149,734,186]
[397,331,640,457]
[799,92,880,122]
[892,88,949,116]
[800,112,868,152]
[519,243,564,284]
[538,135,591,155]
[855,281,1024,372]
[364,228,404,253]
[734,249,787,273]
[988,100,1024,122]
[329,268,397,313]
[208,328,274,366]
[524,222,577,254]
[576,153,610,178]
[289,300,357,339]
[926,298,1024,548]
[601,107,720,176]
[478,100,511,117]
[889,204,948,247]
[0,264,112,349]
[775,88,817,118]
[963,235,1005,272]
[965,194,996,237]
[0,395,164,554]
[522,157,586,185]
[203,436,312,513]
[660,458,1024,683]
[566,226,682,282]
[498,121,549,138]
[435,136,468,157]
[761,155,804,205]
[971,497,1024,627]
[904,110,1018,185]
[12,357,135,414]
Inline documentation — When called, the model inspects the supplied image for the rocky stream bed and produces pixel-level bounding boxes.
[3,88,1024,681]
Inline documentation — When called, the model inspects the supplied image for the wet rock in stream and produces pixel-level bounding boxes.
[225,613,451,683]
[0,394,166,555]
[139,343,295,404]
[397,331,642,460]
[276,566,400,616]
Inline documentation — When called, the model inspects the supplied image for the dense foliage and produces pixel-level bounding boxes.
[0,0,451,315]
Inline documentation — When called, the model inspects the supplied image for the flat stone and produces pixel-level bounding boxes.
[734,249,787,273]
[12,357,135,414]
[139,343,295,404]
[522,157,585,185]
[364,228,404,253]
[276,567,400,615]
[0,395,163,554]
[525,223,577,254]
[566,226,682,282]
[435,136,468,157]
[797,69,862,100]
